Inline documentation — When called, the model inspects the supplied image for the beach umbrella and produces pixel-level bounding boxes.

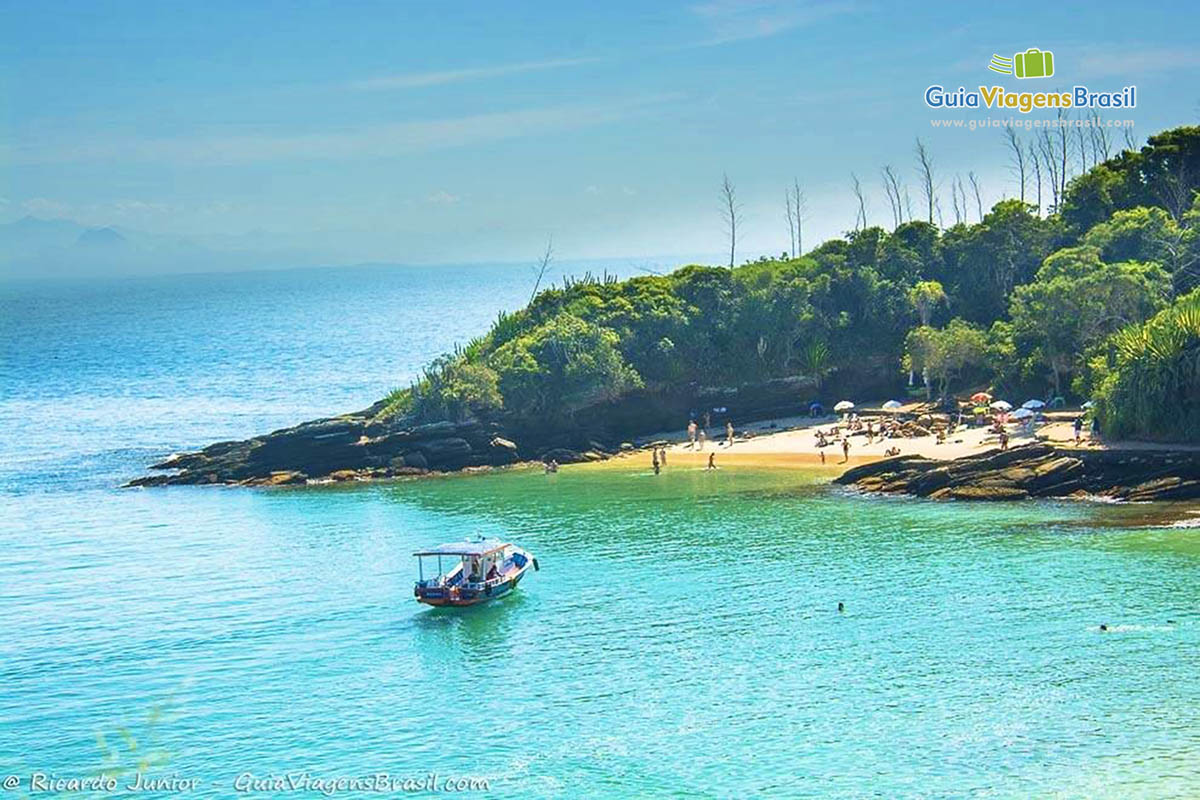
[1011,407,1035,420]
[970,391,991,404]
[1021,399,1046,409]
[990,400,1013,412]
[834,400,855,412]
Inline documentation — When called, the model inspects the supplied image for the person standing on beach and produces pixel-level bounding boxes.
[687,420,697,449]
[820,449,826,465]
[707,452,716,470]
[1073,415,1084,445]
[999,429,1009,451]
[704,411,711,430]
[659,446,667,467]
[841,438,850,463]
[698,428,707,450]
[725,421,734,448]
[652,447,660,475]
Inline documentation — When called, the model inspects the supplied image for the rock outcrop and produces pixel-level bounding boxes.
[125,401,598,487]
[835,443,1200,502]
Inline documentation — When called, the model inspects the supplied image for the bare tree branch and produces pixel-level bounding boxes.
[1003,127,1026,203]
[968,172,983,220]
[720,173,742,269]
[529,236,554,305]
[915,138,936,225]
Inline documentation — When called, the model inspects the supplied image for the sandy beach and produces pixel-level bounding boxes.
[600,402,1152,472]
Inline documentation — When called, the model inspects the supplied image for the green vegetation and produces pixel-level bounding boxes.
[1090,290,1200,441]
[385,126,1200,442]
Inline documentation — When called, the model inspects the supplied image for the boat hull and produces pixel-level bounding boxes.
[415,569,527,607]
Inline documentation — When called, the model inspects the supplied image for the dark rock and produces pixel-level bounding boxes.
[837,443,1200,502]
[540,448,584,464]
[401,450,428,470]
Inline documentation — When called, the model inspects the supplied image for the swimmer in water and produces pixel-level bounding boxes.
[837,602,844,613]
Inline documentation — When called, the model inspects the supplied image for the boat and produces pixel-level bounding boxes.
[413,536,538,607]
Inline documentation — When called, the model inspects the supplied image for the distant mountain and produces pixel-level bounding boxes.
[0,215,337,280]
[75,227,129,249]
[0,215,89,258]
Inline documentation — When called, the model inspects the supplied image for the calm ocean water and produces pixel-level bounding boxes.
[2,265,1200,798]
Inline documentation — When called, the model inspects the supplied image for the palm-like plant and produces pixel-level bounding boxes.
[1095,290,1200,440]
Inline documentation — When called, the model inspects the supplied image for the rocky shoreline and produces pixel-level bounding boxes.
[126,376,824,487]
[125,401,615,487]
[835,443,1200,502]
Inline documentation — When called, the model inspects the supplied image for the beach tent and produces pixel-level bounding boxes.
[1021,399,1046,409]
[970,392,992,404]
[990,400,1013,412]
[882,400,902,410]
[834,400,855,412]
[1011,407,1035,420]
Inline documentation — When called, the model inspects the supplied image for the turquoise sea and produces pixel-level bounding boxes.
[2,265,1200,799]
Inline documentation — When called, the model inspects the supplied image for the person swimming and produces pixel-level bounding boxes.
[837,601,844,613]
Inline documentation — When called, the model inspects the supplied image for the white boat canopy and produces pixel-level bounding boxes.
[413,537,509,558]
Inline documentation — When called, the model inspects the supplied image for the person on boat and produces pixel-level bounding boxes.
[707,452,716,470]
[486,563,499,581]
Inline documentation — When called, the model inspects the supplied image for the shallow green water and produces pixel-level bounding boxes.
[5,463,1200,798]
[4,268,1200,798]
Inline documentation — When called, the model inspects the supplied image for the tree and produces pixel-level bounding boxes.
[489,314,642,415]
[882,165,904,229]
[1004,127,1027,203]
[915,138,936,225]
[797,340,832,387]
[1091,289,1200,441]
[1083,205,1199,292]
[720,173,742,269]
[903,319,987,399]
[1009,246,1170,395]
[908,280,947,326]
[851,173,868,231]
[528,236,554,305]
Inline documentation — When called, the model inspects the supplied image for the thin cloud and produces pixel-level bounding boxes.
[687,0,855,46]
[10,95,680,167]
[1075,46,1200,78]
[350,57,600,91]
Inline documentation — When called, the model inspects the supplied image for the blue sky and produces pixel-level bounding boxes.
[2,0,1199,267]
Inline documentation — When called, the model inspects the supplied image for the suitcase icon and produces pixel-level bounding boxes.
[1014,48,1054,79]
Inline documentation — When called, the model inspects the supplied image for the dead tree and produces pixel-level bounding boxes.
[784,190,796,258]
[1003,127,1027,203]
[720,173,741,269]
[791,179,807,255]
[851,173,868,231]
[882,165,904,229]
[1029,142,1043,214]
[529,236,554,305]
[968,172,984,220]
[915,138,936,225]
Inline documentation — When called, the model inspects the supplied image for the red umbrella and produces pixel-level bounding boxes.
[970,391,992,404]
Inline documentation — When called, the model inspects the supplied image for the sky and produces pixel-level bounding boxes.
[2,0,1199,270]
